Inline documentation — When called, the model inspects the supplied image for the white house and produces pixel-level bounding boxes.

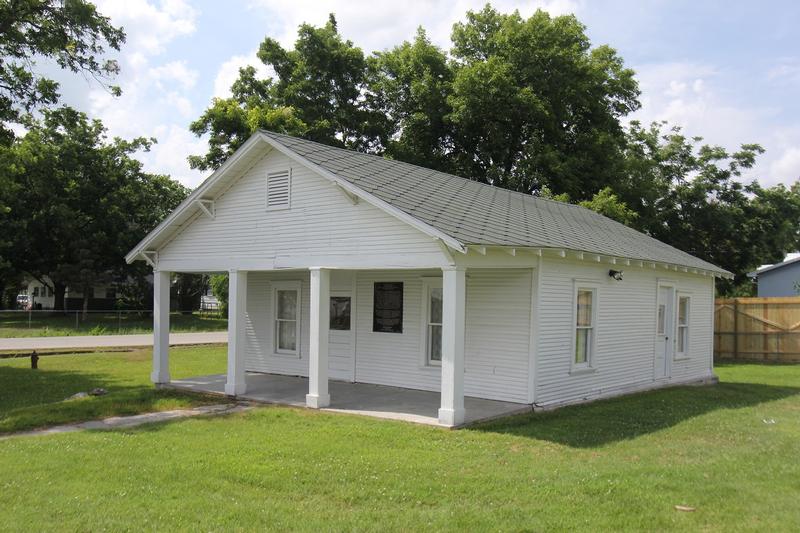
[22,276,117,310]
[126,131,731,427]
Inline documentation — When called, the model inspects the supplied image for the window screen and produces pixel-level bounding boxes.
[373,282,403,333]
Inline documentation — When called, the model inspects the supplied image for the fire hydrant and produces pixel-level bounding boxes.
[30,350,39,369]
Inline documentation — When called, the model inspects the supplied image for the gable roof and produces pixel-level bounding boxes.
[748,253,800,277]
[260,131,729,276]
[127,130,731,277]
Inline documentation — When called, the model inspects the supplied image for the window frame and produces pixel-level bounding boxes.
[272,280,301,357]
[265,168,292,211]
[675,293,691,359]
[420,277,443,367]
[571,281,599,373]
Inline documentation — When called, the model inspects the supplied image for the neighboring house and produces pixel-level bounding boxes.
[126,131,731,426]
[22,276,117,310]
[747,253,800,297]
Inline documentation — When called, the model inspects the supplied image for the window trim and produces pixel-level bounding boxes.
[265,168,292,211]
[272,280,301,357]
[420,277,443,367]
[675,293,691,359]
[570,280,599,373]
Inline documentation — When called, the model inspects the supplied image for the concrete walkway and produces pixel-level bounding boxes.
[0,331,227,351]
[0,403,251,440]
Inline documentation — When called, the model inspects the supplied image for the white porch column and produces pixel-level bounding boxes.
[225,269,248,396]
[151,270,171,385]
[439,266,466,426]
[306,267,331,408]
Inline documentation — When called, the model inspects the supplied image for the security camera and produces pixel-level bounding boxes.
[609,269,624,281]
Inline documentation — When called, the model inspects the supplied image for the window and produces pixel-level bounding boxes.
[32,287,39,297]
[266,169,291,210]
[425,284,443,365]
[330,296,351,331]
[105,287,117,299]
[657,303,666,335]
[574,288,596,366]
[373,282,403,333]
[677,296,690,356]
[273,282,301,355]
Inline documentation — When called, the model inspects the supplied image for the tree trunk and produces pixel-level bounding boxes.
[53,282,67,312]
[82,284,90,321]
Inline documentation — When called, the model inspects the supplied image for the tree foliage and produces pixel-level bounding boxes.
[0,0,124,143]
[619,122,800,293]
[189,14,383,171]
[191,4,800,295]
[0,107,188,310]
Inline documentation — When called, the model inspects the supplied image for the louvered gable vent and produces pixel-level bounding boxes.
[266,169,291,210]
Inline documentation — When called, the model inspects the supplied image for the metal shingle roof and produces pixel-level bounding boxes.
[262,130,729,275]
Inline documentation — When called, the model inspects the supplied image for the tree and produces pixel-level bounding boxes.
[445,6,640,198]
[621,121,800,294]
[189,14,383,171]
[367,28,454,171]
[0,0,124,143]
[0,106,188,311]
[209,273,228,315]
[539,185,638,226]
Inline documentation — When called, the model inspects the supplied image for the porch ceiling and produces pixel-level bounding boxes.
[169,373,531,428]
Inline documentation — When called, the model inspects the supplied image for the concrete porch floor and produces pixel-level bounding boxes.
[169,373,532,427]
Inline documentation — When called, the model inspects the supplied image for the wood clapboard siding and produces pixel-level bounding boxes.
[354,270,440,393]
[157,148,444,265]
[244,268,533,403]
[464,269,532,402]
[535,258,714,406]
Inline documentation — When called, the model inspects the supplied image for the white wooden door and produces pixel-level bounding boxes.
[655,286,674,379]
[328,290,355,381]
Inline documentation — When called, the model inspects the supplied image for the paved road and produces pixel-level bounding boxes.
[0,331,227,351]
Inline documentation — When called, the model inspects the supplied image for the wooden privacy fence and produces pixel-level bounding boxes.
[714,297,800,362]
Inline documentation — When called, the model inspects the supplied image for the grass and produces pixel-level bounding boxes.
[1,355,799,531]
[0,310,227,337]
[0,345,228,433]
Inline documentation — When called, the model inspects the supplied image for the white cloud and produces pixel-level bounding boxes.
[150,61,199,91]
[94,0,197,55]
[213,52,273,99]
[770,145,800,184]
[147,125,209,187]
[72,1,207,187]
[247,0,581,53]
[629,61,798,186]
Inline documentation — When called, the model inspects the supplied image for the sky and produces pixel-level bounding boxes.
[43,0,800,189]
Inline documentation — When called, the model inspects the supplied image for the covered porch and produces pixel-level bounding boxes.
[150,265,506,427]
[168,373,531,427]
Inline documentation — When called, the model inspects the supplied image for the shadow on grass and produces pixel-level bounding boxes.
[0,365,223,434]
[473,381,800,448]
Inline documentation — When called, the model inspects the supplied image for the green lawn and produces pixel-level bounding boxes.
[1,354,799,531]
[0,310,227,337]
[0,345,227,433]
